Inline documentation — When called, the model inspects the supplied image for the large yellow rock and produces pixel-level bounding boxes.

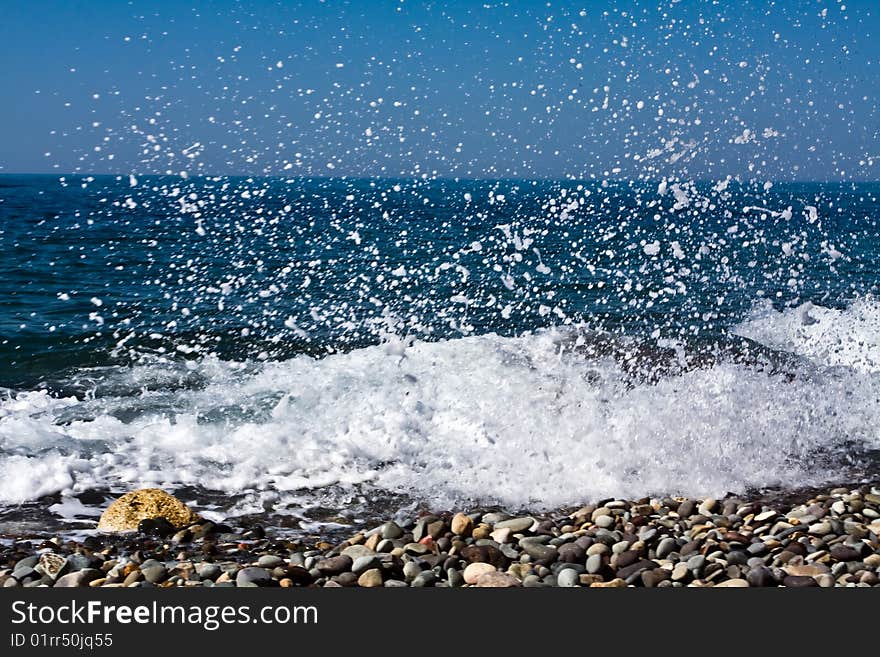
[97,488,199,532]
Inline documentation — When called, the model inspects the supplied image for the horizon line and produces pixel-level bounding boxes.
[1,172,879,185]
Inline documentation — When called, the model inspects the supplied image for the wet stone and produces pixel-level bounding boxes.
[494,517,535,532]
[236,567,271,587]
[655,537,676,559]
[380,522,404,540]
[257,555,283,569]
[783,575,819,588]
[557,543,586,563]
[830,545,861,562]
[316,555,352,575]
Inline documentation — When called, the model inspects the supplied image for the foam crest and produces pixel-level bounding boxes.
[733,296,880,372]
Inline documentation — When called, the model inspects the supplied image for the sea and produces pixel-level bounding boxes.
[1,173,879,536]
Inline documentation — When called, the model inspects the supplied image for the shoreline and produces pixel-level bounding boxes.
[2,482,879,588]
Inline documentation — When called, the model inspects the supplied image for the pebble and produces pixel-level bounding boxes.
[140,563,168,584]
[829,545,861,562]
[236,567,271,587]
[557,543,586,563]
[340,545,375,561]
[686,554,706,575]
[655,537,676,559]
[316,555,353,575]
[36,553,67,580]
[490,527,512,544]
[351,555,380,574]
[475,572,520,587]
[595,515,615,529]
[196,563,221,580]
[586,543,609,556]
[411,571,437,587]
[55,569,102,587]
[586,554,604,574]
[671,563,690,582]
[451,513,473,536]
[257,555,283,569]
[494,517,534,532]
[783,575,819,588]
[746,565,774,588]
[448,569,464,587]
[522,543,557,562]
[357,568,383,588]
[402,562,422,581]
[464,562,497,584]
[556,568,580,587]
[783,564,829,577]
[380,522,404,540]
[816,574,835,588]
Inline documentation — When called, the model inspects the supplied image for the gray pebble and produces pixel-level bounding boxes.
[557,569,580,587]
[257,555,283,569]
[236,567,271,587]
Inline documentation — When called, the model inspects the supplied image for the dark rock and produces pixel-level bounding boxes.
[138,517,177,537]
[783,575,818,587]
[334,572,359,587]
[242,525,265,540]
[677,500,697,517]
[286,566,313,587]
[66,553,101,571]
[195,563,221,580]
[412,571,437,587]
[679,540,701,556]
[726,551,749,566]
[615,550,640,569]
[552,563,585,576]
[616,559,656,581]
[641,568,669,588]
[460,545,509,569]
[316,555,353,575]
[830,545,861,562]
[557,543,586,563]
[522,543,558,563]
[140,564,168,584]
[746,565,775,587]
[747,542,768,556]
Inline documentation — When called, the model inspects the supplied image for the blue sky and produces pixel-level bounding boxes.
[2,0,879,180]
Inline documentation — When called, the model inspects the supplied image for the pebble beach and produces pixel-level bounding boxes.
[3,483,879,588]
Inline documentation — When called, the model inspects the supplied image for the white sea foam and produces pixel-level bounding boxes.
[733,296,880,372]
[1,299,879,514]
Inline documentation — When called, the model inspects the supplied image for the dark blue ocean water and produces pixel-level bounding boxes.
[2,174,877,387]
[1,174,879,532]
